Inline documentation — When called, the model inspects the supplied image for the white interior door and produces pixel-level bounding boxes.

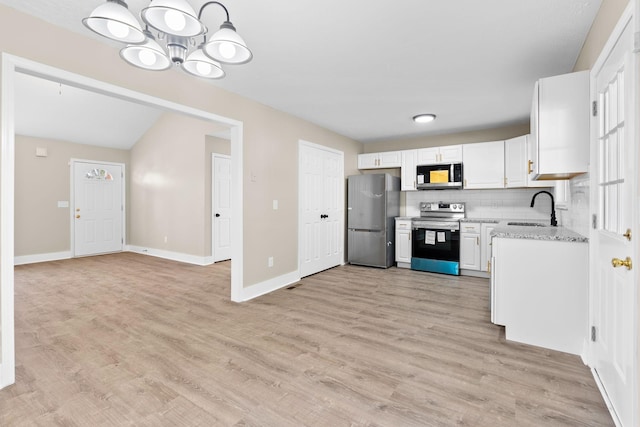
[299,141,344,277]
[591,11,636,427]
[73,161,124,257]
[213,154,232,262]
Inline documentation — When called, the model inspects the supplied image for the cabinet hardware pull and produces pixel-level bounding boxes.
[527,160,533,174]
[623,229,632,241]
[476,237,479,245]
[611,257,632,270]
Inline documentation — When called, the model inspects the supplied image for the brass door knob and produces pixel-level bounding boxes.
[76,215,81,219]
[623,229,632,241]
[611,257,632,270]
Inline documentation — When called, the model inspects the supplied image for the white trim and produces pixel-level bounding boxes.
[70,159,126,257]
[212,153,231,263]
[0,53,16,389]
[126,245,214,266]
[234,270,301,302]
[588,3,638,426]
[14,251,72,266]
[592,368,624,427]
[0,53,245,390]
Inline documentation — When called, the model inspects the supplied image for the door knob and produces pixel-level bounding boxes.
[76,215,81,219]
[611,257,632,270]
[215,213,221,217]
[623,229,632,241]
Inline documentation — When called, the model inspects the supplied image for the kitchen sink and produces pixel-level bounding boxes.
[507,222,546,227]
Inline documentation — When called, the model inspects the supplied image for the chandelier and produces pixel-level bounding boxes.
[82,0,252,79]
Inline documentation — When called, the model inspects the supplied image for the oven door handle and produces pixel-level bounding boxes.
[413,222,460,231]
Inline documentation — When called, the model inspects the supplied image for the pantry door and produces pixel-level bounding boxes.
[212,154,232,262]
[73,160,124,257]
[299,141,344,277]
[590,7,637,427]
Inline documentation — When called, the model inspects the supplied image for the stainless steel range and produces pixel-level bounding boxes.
[411,202,465,275]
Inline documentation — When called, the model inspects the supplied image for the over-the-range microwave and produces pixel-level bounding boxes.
[416,163,463,190]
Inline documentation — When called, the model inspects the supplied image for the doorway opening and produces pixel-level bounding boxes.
[0,53,245,389]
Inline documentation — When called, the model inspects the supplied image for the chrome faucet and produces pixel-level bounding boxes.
[530,190,557,227]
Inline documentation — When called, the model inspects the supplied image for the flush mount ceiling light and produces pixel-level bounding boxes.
[83,0,251,79]
[413,114,437,124]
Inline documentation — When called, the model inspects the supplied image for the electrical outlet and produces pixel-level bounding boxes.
[268,257,274,267]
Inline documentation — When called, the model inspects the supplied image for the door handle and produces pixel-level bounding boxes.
[611,257,632,270]
[527,160,533,174]
[76,215,81,219]
[623,229,631,241]
[215,213,221,217]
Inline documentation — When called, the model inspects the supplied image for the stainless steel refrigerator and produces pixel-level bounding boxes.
[347,173,400,268]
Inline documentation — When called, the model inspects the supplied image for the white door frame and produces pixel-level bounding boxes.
[70,159,126,257]
[297,139,345,276]
[211,153,231,262]
[0,53,245,389]
[588,2,638,425]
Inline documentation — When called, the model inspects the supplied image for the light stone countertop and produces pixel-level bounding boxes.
[491,224,588,243]
[459,218,501,224]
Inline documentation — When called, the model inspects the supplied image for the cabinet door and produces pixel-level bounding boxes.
[400,150,417,191]
[440,145,463,163]
[505,135,527,188]
[462,141,505,189]
[460,232,480,270]
[416,147,440,165]
[358,153,379,169]
[480,223,495,272]
[537,71,589,178]
[529,82,540,177]
[396,230,411,263]
[378,151,402,168]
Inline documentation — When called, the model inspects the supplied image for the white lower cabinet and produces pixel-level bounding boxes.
[395,219,412,268]
[491,237,588,355]
[460,223,481,270]
[460,221,496,277]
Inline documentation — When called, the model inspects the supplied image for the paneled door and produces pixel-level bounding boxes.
[212,154,232,262]
[73,161,124,257]
[590,9,636,427]
[299,141,344,278]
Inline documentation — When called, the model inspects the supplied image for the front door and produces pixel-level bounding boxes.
[212,154,232,262]
[591,10,636,427]
[299,141,344,277]
[73,161,124,257]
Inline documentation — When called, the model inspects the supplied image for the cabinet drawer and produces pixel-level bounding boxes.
[396,220,412,230]
[460,223,481,234]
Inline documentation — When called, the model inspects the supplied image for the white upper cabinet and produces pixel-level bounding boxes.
[462,140,505,189]
[504,135,528,188]
[530,70,589,180]
[357,151,402,169]
[417,145,462,165]
[400,150,417,191]
[504,135,552,188]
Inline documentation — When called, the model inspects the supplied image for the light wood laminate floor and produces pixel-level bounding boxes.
[1,253,612,426]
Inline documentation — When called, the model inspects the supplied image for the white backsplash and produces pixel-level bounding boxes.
[557,174,590,237]
[405,179,590,237]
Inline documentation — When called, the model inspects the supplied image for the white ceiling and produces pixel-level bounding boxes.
[1,0,602,145]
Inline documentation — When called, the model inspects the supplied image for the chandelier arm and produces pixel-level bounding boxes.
[197,1,230,22]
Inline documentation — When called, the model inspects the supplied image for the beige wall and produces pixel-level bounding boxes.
[130,113,226,257]
[363,123,530,153]
[0,4,361,291]
[15,135,129,257]
[573,0,630,72]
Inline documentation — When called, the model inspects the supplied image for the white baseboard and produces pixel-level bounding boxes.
[14,251,72,266]
[126,245,215,266]
[236,270,301,302]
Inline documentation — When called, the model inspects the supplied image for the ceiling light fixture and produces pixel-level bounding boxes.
[413,114,436,124]
[83,0,251,79]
